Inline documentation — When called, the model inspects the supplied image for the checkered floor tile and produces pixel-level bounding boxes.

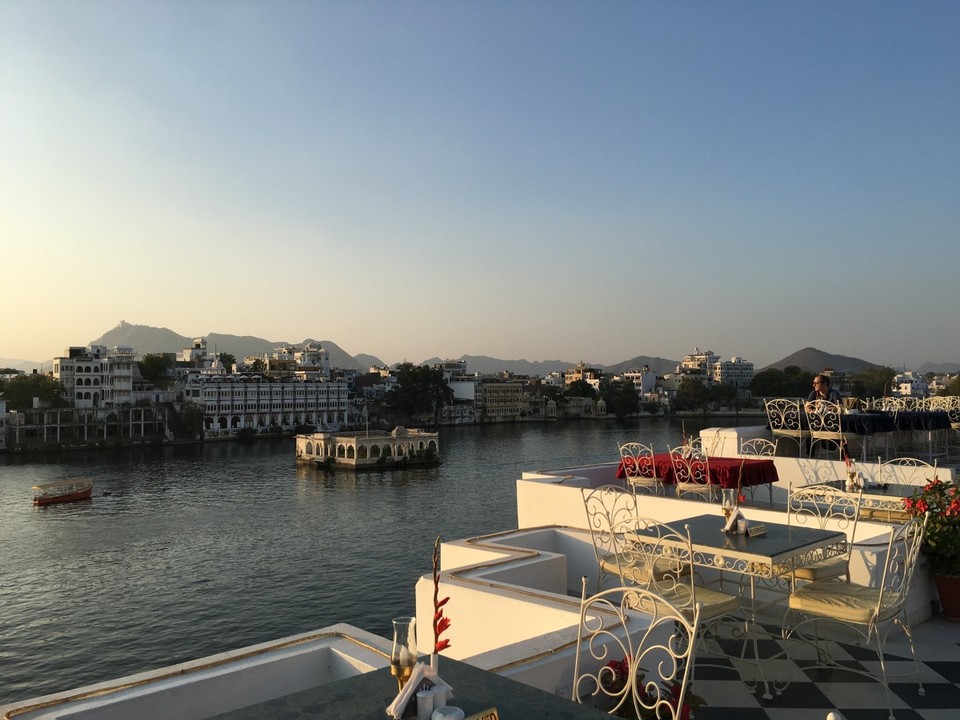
[687,617,960,719]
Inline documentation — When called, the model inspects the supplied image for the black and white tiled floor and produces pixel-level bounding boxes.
[690,616,960,719]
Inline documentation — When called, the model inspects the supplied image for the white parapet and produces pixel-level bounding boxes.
[0,625,392,720]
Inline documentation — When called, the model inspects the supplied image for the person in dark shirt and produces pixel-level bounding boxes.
[805,374,841,412]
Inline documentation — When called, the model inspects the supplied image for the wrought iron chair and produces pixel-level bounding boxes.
[581,485,639,592]
[782,514,929,720]
[877,456,937,488]
[571,576,700,719]
[854,458,938,523]
[786,483,863,585]
[805,400,850,459]
[765,398,808,456]
[618,442,663,496]
[611,516,741,625]
[667,446,717,502]
[738,437,778,507]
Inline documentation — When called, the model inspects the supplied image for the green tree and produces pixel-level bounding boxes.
[940,376,960,396]
[709,382,738,409]
[599,378,639,419]
[179,402,206,437]
[674,377,710,411]
[386,363,453,421]
[250,358,266,374]
[0,374,67,411]
[565,379,597,400]
[218,353,236,372]
[849,366,896,398]
[138,354,175,388]
[749,366,813,399]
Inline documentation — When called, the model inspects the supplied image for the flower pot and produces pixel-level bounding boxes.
[933,574,960,621]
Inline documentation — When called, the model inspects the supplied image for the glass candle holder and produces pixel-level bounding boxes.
[721,488,736,525]
[390,616,418,691]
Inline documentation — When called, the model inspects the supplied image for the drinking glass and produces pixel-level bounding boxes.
[721,488,736,524]
[390,617,418,691]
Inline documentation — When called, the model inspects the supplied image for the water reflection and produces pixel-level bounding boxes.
[0,417,748,702]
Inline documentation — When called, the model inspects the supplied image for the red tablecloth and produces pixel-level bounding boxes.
[616,453,779,489]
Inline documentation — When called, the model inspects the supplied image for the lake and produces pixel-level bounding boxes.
[0,416,747,703]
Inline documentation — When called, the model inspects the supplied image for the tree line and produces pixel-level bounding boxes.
[3,362,959,418]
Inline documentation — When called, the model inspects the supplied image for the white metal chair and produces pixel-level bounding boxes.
[765,398,808,456]
[618,442,663,496]
[739,437,778,458]
[877,456,938,487]
[667,446,717,502]
[739,437,778,507]
[581,485,639,592]
[782,514,930,720]
[786,483,863,585]
[611,516,740,627]
[571,576,700,719]
[805,400,850,459]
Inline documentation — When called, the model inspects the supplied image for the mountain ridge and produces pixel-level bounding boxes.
[2,323,957,376]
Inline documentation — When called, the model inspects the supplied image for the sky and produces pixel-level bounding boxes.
[2,1,958,370]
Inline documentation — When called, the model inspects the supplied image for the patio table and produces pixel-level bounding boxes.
[615,453,779,490]
[635,513,847,699]
[823,479,915,523]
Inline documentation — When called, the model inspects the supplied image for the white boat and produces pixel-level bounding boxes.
[2,424,955,719]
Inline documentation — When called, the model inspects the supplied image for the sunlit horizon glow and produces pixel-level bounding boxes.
[2,1,958,370]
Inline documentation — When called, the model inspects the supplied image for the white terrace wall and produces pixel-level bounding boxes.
[515,469,936,626]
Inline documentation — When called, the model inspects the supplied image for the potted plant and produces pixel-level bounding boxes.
[903,476,960,619]
[600,656,706,719]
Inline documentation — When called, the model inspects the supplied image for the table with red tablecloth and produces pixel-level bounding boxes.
[615,453,780,489]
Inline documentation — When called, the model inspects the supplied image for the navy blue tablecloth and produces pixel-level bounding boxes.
[888,410,951,431]
[840,412,897,435]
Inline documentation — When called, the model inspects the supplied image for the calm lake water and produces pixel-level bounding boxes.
[0,417,744,704]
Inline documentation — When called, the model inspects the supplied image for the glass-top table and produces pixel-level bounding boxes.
[663,512,847,579]
[821,480,916,523]
[210,656,612,719]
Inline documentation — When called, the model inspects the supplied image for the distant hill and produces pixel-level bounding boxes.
[7,324,955,378]
[416,355,574,376]
[918,362,960,375]
[0,357,43,373]
[414,354,679,376]
[762,347,880,374]
[86,322,374,371]
[602,356,679,376]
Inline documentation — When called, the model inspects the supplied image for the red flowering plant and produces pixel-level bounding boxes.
[735,456,746,506]
[903,476,960,576]
[600,656,706,720]
[432,536,451,654]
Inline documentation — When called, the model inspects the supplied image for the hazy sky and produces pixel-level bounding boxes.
[2,1,958,369]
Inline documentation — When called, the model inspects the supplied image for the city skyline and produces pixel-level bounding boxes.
[3,2,959,369]
[3,320,954,376]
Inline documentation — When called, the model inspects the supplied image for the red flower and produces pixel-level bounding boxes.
[667,683,694,720]
[432,536,452,654]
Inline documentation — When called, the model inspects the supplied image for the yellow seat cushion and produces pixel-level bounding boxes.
[656,583,741,620]
[599,553,690,583]
[789,578,897,624]
[860,508,910,523]
[793,556,848,582]
[626,582,740,621]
